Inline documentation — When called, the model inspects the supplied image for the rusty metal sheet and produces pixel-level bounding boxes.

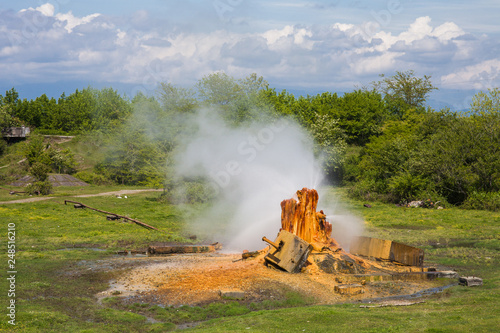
[263,230,313,273]
[350,236,424,267]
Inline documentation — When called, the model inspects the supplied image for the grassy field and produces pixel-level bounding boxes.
[0,186,498,332]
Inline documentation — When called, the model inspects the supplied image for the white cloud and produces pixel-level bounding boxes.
[1,3,498,97]
[36,3,55,16]
[432,22,464,42]
[441,59,500,89]
[55,11,101,33]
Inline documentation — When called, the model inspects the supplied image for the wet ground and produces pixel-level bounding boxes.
[85,252,455,307]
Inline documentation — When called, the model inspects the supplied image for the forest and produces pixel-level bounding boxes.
[1,71,499,211]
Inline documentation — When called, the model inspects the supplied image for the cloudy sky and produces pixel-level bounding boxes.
[1,0,499,110]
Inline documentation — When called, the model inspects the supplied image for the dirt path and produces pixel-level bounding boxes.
[0,189,163,204]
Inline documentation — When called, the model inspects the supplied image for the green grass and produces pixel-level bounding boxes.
[0,186,498,332]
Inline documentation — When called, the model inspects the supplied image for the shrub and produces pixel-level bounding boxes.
[48,148,77,174]
[462,191,500,211]
[388,173,430,202]
[73,170,113,185]
[0,139,7,156]
[26,181,52,195]
[167,181,217,204]
[29,162,51,181]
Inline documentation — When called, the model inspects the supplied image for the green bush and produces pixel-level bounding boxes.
[462,191,500,211]
[48,148,77,174]
[32,128,69,135]
[26,181,53,195]
[73,170,113,185]
[29,162,51,181]
[388,173,430,202]
[175,181,217,204]
[0,139,7,156]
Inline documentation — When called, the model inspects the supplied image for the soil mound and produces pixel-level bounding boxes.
[9,174,89,187]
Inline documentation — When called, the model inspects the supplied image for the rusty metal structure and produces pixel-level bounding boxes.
[262,230,313,273]
[350,236,424,267]
[262,188,427,275]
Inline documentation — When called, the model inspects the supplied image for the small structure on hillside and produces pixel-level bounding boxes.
[1,126,30,139]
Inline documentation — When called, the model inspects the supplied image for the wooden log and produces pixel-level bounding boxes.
[242,250,260,260]
[148,243,222,255]
[64,200,160,231]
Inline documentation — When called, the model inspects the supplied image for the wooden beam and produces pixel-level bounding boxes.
[64,200,160,231]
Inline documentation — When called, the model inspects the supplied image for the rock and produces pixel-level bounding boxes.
[438,270,459,278]
[312,253,366,274]
[363,204,372,208]
[408,201,424,208]
[459,276,483,287]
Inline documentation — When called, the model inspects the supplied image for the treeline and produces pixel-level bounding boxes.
[0,87,131,134]
[1,71,499,210]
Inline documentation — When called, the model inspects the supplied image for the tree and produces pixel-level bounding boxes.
[195,72,270,124]
[92,88,132,130]
[15,94,57,129]
[373,70,437,117]
[157,83,197,114]
[1,88,19,106]
[53,88,95,133]
[469,88,500,116]
[331,90,388,145]
[309,113,347,181]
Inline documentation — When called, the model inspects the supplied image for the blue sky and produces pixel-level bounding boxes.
[1,0,499,110]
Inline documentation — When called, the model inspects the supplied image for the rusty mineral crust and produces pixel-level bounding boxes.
[272,187,368,272]
[96,187,444,307]
[280,187,338,247]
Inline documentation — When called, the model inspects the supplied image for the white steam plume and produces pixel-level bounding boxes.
[174,109,362,251]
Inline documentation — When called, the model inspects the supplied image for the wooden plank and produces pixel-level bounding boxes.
[148,243,222,255]
[64,200,160,231]
[334,284,365,295]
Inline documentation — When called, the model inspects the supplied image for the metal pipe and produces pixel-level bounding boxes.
[262,236,280,250]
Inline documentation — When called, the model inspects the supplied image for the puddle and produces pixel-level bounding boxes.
[359,282,458,304]
[57,247,106,252]
[115,250,148,257]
